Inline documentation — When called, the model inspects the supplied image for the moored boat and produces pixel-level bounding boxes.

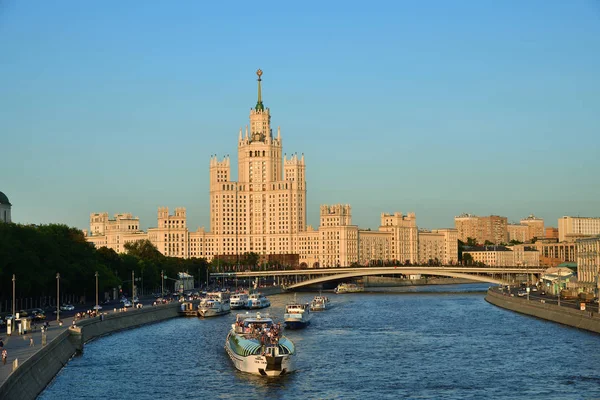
[230,292,249,310]
[247,293,271,309]
[284,296,311,329]
[334,283,364,294]
[179,301,198,316]
[225,312,295,376]
[198,292,231,317]
[310,294,330,311]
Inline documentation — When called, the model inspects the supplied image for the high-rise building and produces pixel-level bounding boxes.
[558,216,600,242]
[454,214,507,244]
[418,228,458,265]
[507,224,529,243]
[85,70,418,267]
[520,214,544,241]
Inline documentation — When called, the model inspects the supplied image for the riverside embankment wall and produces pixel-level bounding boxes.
[485,289,600,335]
[0,302,180,400]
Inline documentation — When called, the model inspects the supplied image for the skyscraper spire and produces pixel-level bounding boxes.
[255,69,265,111]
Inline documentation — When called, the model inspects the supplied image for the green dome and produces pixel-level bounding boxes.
[0,191,11,206]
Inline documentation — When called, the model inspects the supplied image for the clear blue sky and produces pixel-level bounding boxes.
[1,0,599,231]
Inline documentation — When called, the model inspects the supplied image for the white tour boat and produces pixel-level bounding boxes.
[310,294,330,311]
[284,296,311,329]
[247,293,271,309]
[225,312,295,376]
[198,292,231,318]
[230,292,249,310]
[334,283,364,294]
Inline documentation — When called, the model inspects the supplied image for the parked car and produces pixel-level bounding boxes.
[60,304,75,311]
[517,290,527,297]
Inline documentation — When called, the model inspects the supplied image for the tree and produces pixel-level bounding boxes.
[484,240,494,246]
[466,237,477,247]
[463,253,474,266]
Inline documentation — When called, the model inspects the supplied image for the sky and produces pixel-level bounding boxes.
[1,0,599,232]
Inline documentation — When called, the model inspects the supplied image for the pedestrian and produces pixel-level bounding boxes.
[29,337,34,347]
[2,348,7,365]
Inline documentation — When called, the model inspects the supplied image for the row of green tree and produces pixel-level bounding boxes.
[0,223,214,301]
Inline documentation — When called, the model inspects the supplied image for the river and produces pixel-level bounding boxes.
[38,284,600,399]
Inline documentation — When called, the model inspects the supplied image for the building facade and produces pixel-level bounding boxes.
[576,236,600,290]
[463,245,539,267]
[520,214,544,240]
[558,216,600,242]
[85,70,419,267]
[507,224,528,243]
[530,238,577,267]
[454,214,507,244]
[0,191,11,223]
[418,228,458,265]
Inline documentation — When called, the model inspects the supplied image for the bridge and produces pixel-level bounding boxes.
[211,266,547,291]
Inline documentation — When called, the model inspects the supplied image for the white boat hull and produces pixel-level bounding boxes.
[225,336,293,376]
[198,308,230,318]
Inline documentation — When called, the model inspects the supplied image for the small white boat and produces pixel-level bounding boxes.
[225,312,295,376]
[310,294,330,311]
[334,283,364,294]
[198,292,231,317]
[284,296,311,329]
[247,293,271,309]
[230,293,249,310]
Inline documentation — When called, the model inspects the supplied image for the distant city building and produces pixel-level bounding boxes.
[454,214,507,244]
[506,214,545,243]
[463,244,539,267]
[530,238,577,267]
[85,70,419,267]
[418,229,458,265]
[86,212,146,253]
[576,236,600,290]
[520,214,544,241]
[0,191,11,223]
[558,216,600,242]
[545,227,559,239]
[507,224,529,243]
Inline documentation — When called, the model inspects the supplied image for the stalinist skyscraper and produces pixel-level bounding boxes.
[86,70,423,267]
[209,69,306,257]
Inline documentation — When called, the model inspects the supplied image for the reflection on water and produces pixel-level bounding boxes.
[39,284,600,400]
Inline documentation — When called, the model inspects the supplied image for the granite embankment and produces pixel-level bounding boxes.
[0,302,181,400]
[364,276,475,287]
[485,288,600,334]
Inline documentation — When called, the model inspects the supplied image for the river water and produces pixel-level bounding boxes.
[39,284,600,400]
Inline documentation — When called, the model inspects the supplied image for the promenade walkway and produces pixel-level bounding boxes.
[0,316,73,385]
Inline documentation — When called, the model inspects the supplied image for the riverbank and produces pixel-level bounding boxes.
[485,288,600,335]
[0,302,181,400]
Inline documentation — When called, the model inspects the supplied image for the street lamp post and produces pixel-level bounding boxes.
[56,273,60,323]
[95,271,99,312]
[161,270,164,298]
[12,274,15,319]
[132,270,135,306]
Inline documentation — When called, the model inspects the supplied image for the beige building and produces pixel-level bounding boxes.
[558,216,600,242]
[576,236,600,289]
[507,224,529,243]
[520,214,544,240]
[464,245,539,267]
[379,212,418,264]
[455,214,507,244]
[530,238,577,267]
[86,212,147,254]
[418,228,458,265]
[85,70,418,267]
